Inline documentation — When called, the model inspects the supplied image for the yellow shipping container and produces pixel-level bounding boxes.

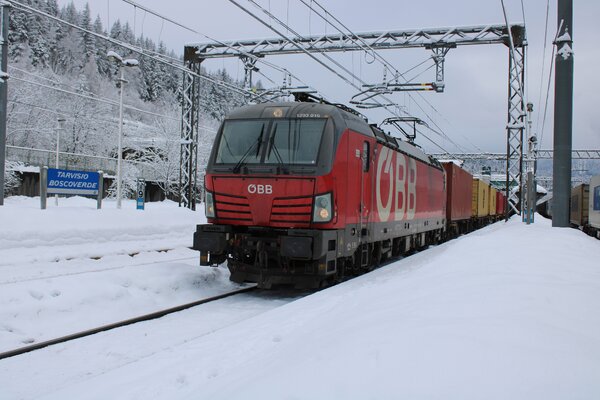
[489,187,497,216]
[472,179,489,217]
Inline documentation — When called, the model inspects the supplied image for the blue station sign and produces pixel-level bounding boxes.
[47,168,100,196]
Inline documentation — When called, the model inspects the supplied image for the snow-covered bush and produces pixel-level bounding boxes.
[3,161,23,196]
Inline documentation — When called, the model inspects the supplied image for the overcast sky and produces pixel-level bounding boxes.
[60,0,600,154]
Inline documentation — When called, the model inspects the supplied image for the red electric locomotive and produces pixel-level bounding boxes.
[193,100,446,288]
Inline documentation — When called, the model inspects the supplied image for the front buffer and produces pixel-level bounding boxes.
[193,224,340,289]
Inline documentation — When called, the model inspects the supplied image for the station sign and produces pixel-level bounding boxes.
[47,168,100,196]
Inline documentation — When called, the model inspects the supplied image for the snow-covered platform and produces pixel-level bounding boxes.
[1,197,599,399]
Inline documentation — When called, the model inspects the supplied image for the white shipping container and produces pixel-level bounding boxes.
[589,175,600,230]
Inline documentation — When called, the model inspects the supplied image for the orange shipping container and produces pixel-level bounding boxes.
[496,191,506,215]
[442,162,473,222]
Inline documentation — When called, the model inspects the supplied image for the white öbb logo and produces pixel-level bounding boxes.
[247,184,272,194]
[375,147,417,222]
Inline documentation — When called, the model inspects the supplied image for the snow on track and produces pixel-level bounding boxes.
[0,291,301,400]
[1,195,599,399]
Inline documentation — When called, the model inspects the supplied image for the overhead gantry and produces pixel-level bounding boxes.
[180,24,526,216]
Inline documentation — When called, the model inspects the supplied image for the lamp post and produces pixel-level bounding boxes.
[55,117,65,206]
[107,51,138,209]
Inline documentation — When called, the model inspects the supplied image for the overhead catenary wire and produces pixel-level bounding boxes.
[231,0,454,155]
[241,0,455,154]
[7,99,188,134]
[298,0,459,133]
[10,76,179,121]
[539,20,565,149]
[295,0,471,154]
[294,1,467,154]
[118,0,322,97]
[535,0,551,136]
[9,66,104,99]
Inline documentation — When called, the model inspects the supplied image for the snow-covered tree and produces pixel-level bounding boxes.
[3,161,23,196]
[5,0,249,200]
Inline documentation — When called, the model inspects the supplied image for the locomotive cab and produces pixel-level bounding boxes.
[194,102,358,288]
[193,101,446,289]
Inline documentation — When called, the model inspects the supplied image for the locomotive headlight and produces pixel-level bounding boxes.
[313,193,333,223]
[205,191,215,218]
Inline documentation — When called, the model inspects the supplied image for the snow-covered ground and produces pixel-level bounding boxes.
[1,197,600,399]
[0,196,244,352]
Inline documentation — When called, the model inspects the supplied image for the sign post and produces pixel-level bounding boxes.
[97,170,104,209]
[136,178,146,210]
[41,167,100,209]
[40,166,48,210]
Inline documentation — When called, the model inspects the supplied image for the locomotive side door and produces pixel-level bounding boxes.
[359,141,371,239]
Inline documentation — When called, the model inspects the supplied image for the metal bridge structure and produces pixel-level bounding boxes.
[432,149,600,195]
[180,24,527,213]
[431,150,600,161]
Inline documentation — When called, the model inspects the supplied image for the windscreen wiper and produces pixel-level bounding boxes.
[233,125,264,174]
[267,134,288,174]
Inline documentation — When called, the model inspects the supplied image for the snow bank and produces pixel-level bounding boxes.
[0,196,203,264]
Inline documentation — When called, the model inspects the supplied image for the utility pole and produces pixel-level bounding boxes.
[525,102,536,224]
[0,2,10,206]
[552,0,574,227]
[54,118,66,206]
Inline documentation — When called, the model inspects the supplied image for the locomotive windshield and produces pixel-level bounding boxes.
[214,118,327,168]
[214,120,266,164]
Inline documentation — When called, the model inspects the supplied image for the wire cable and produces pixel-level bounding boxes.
[535,0,551,135]
[8,0,257,98]
[232,0,455,155]
[10,76,179,121]
[296,0,470,154]
[118,0,320,96]
[299,0,458,134]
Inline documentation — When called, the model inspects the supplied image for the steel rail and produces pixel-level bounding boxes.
[0,285,257,360]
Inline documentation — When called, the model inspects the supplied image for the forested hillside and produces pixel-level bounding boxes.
[4,0,246,197]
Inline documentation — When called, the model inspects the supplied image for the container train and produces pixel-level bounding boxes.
[192,101,505,288]
[569,177,600,238]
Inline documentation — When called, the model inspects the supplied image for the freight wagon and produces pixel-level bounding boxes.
[441,161,473,237]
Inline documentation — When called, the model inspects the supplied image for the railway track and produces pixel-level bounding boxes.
[0,253,198,285]
[0,285,256,361]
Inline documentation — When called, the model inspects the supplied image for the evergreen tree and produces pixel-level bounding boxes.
[93,15,111,77]
[8,4,29,62]
[45,0,64,72]
[80,3,94,65]
[28,0,50,68]
[109,19,122,41]
[62,1,78,28]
